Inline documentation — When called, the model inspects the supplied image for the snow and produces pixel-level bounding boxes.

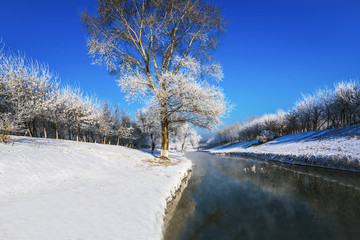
[209,139,259,151]
[0,136,192,240]
[207,124,360,172]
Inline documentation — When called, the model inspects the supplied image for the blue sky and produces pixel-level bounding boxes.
[1,0,360,138]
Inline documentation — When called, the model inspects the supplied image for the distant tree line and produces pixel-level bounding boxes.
[208,80,360,146]
[0,47,200,150]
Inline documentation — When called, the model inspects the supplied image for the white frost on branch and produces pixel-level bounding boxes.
[116,63,149,102]
[152,55,230,130]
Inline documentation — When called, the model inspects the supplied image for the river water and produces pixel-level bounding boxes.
[164,152,360,240]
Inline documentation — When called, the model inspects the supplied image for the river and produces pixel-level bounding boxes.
[164,152,360,240]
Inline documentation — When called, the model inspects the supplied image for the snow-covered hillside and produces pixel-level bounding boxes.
[207,124,360,172]
[0,137,192,240]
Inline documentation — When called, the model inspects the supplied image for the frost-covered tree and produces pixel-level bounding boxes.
[0,46,11,115]
[0,49,17,142]
[294,94,323,131]
[117,111,135,146]
[0,51,58,137]
[170,122,201,151]
[284,110,298,135]
[36,70,59,139]
[333,81,360,126]
[136,106,161,154]
[49,89,67,139]
[81,0,229,159]
[85,100,101,142]
[98,102,114,144]
[317,88,334,129]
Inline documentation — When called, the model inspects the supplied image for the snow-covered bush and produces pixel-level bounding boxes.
[257,130,279,144]
[0,113,16,143]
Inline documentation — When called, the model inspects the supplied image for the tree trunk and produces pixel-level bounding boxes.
[151,142,155,154]
[76,126,79,142]
[43,126,47,139]
[150,133,155,154]
[26,122,33,137]
[181,136,187,152]
[55,116,59,139]
[42,114,47,139]
[32,121,37,137]
[327,108,330,129]
[160,120,169,159]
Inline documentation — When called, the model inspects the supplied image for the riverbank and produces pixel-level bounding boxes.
[0,136,192,239]
[163,168,192,237]
[206,124,360,172]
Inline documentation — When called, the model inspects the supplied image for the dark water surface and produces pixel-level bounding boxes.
[164,152,360,240]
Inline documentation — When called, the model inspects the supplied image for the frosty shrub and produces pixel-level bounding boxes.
[0,132,9,143]
[0,114,15,143]
[257,130,279,144]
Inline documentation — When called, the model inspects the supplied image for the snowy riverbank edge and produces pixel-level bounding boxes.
[206,124,360,173]
[0,136,192,240]
[211,151,360,173]
[163,168,192,237]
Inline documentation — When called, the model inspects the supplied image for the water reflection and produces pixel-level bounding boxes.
[164,152,360,240]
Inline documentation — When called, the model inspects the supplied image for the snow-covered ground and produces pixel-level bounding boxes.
[207,124,360,172]
[0,136,192,240]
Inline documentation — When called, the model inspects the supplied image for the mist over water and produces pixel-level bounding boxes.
[164,152,360,240]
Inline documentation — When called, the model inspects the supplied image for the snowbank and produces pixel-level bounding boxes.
[0,136,192,240]
[207,124,360,172]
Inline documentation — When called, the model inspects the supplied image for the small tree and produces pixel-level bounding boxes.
[170,122,200,151]
[136,106,161,154]
[82,0,229,159]
[117,111,135,146]
[98,102,114,144]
